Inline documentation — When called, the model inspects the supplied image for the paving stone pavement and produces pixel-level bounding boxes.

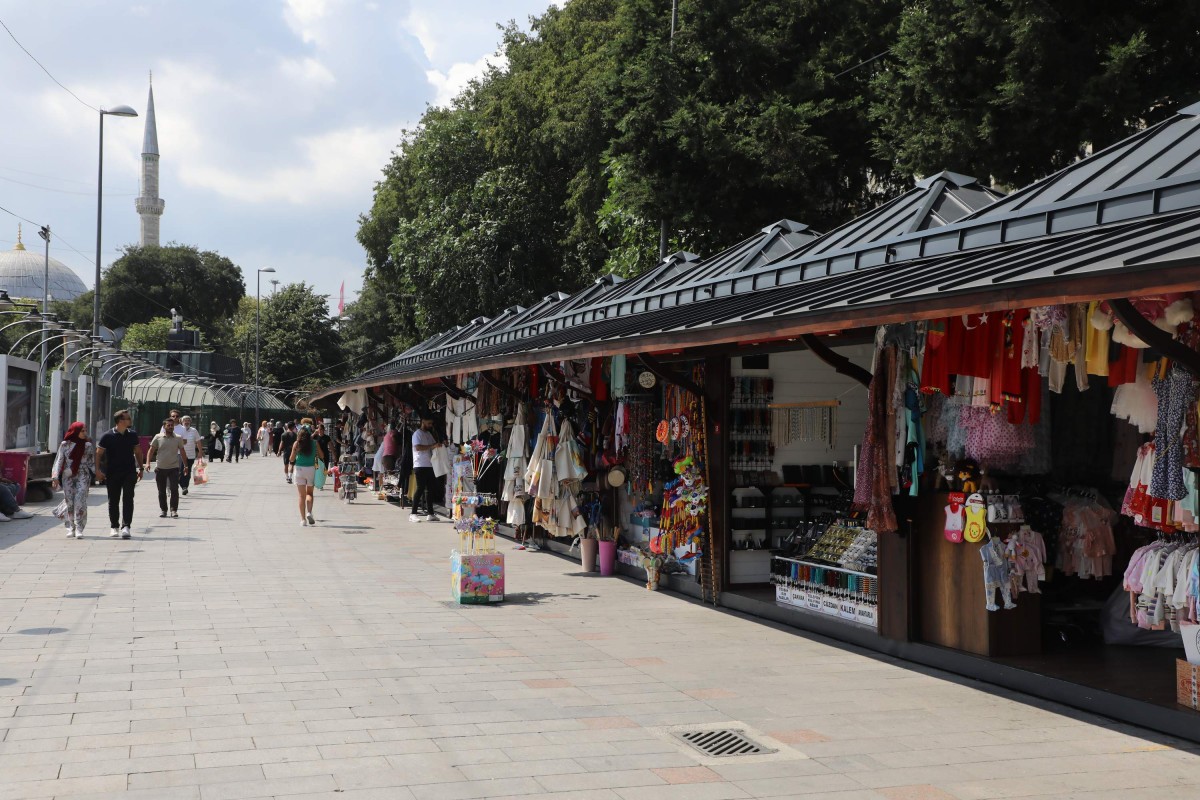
[1,455,1199,799]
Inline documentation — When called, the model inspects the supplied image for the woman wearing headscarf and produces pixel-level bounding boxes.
[52,421,95,538]
[208,421,223,464]
[242,422,254,458]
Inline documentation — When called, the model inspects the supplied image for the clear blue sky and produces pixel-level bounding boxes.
[0,0,556,316]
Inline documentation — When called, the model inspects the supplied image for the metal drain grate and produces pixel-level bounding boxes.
[673,728,776,758]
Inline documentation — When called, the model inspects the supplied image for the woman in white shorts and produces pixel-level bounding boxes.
[289,424,326,526]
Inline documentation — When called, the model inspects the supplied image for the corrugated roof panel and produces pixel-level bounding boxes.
[314,210,1200,396]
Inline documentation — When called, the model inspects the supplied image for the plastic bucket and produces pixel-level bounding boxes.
[598,540,617,576]
[581,538,598,572]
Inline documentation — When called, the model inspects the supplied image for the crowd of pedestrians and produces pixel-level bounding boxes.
[42,408,337,538]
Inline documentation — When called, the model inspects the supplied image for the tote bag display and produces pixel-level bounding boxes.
[432,445,452,477]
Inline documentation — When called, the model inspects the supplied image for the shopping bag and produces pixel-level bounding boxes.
[315,459,327,489]
[193,463,208,485]
[51,499,68,520]
[431,445,452,478]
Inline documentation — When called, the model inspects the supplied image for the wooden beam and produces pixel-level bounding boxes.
[479,370,522,401]
[439,377,476,403]
[1110,298,1200,378]
[540,363,592,395]
[635,353,704,398]
[799,334,872,387]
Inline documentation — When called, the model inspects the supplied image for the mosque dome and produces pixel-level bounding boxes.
[0,226,89,301]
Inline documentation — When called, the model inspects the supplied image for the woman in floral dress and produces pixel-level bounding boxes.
[52,421,95,539]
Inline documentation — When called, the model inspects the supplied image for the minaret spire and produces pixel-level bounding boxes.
[135,74,164,246]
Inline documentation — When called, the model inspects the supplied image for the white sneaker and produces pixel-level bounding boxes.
[0,512,10,522]
[120,527,131,539]
[306,514,315,526]
[109,527,120,538]
[301,518,308,527]
[408,514,423,523]
[425,514,437,522]
[11,510,33,520]
[67,527,76,538]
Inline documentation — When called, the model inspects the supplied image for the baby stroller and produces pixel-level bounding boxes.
[337,455,359,503]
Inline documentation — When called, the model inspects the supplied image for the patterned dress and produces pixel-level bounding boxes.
[53,440,95,533]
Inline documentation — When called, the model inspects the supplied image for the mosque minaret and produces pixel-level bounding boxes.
[134,75,165,246]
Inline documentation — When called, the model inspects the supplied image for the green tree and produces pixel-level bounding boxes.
[94,245,246,353]
[257,283,343,390]
[120,317,171,351]
[870,0,1200,187]
[338,280,408,375]
[357,0,904,339]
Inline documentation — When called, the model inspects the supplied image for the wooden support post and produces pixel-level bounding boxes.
[799,334,872,387]
[704,353,730,600]
[1110,298,1200,378]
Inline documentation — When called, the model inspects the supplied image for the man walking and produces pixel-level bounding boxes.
[410,415,442,523]
[280,422,297,483]
[272,419,285,456]
[176,415,204,495]
[147,417,188,518]
[96,409,142,539]
[224,420,240,463]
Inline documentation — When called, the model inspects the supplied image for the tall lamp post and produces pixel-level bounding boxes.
[92,104,138,437]
[255,267,276,429]
[36,225,50,452]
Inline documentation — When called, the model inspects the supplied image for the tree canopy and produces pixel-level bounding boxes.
[53,245,246,354]
[120,317,171,351]
[355,0,1200,358]
[255,282,343,391]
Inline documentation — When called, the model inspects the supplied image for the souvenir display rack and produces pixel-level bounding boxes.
[770,520,879,628]
[729,377,774,486]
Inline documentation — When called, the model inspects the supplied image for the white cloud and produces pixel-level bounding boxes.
[404,6,441,64]
[426,53,507,107]
[179,123,410,205]
[279,57,336,87]
[283,0,335,44]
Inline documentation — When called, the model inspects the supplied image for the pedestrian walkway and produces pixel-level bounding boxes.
[1,456,1198,799]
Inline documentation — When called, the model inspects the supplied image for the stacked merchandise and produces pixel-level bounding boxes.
[502,404,529,526]
[451,515,504,604]
[1124,539,1199,631]
[771,521,879,628]
[525,414,588,539]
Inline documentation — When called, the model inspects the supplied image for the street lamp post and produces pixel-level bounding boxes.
[91,104,138,437]
[37,225,50,452]
[256,267,276,429]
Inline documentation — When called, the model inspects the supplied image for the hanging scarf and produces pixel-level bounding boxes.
[64,421,87,475]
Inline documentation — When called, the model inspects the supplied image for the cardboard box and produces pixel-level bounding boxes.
[451,552,504,604]
[1181,623,1200,665]
[1177,659,1199,711]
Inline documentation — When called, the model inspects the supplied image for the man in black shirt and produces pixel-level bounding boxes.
[272,420,285,456]
[96,409,143,539]
[314,422,335,469]
[279,422,297,484]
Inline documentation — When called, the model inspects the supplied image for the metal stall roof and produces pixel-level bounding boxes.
[312,102,1200,402]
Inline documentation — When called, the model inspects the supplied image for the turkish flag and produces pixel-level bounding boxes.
[338,281,345,316]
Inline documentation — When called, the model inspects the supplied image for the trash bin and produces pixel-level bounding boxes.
[0,451,32,504]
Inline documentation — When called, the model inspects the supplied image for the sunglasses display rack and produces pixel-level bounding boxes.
[769,522,879,628]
